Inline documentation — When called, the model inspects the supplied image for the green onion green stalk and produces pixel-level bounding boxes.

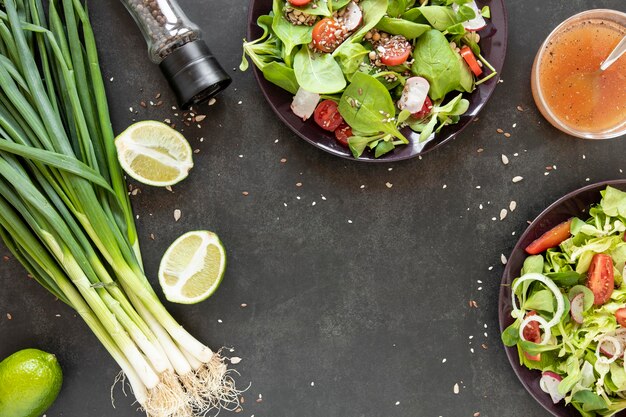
[0,0,240,415]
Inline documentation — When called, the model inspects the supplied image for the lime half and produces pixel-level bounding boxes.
[115,120,193,187]
[159,231,226,304]
[0,348,63,417]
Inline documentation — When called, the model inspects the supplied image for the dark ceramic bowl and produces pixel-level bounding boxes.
[498,180,626,417]
[246,0,508,162]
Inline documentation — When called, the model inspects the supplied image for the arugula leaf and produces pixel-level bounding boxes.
[407,93,469,142]
[411,29,462,100]
[293,46,346,94]
[375,17,430,39]
[338,72,406,139]
[348,134,383,158]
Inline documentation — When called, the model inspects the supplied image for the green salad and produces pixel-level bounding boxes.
[502,186,626,416]
[241,0,496,158]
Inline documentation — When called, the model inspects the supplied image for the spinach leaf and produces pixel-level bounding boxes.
[455,3,476,22]
[401,7,428,24]
[292,0,331,16]
[334,43,370,81]
[241,14,283,72]
[457,52,475,92]
[572,391,608,412]
[338,72,405,140]
[418,6,458,30]
[293,46,346,94]
[375,17,430,39]
[272,0,313,59]
[408,93,469,142]
[411,29,461,100]
[331,0,352,12]
[262,62,300,94]
[334,0,388,56]
[374,140,395,158]
[386,0,414,17]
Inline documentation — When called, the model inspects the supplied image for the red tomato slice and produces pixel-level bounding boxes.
[525,219,573,255]
[412,96,433,119]
[312,18,342,53]
[616,308,626,327]
[314,100,344,131]
[334,122,352,146]
[287,0,312,5]
[587,254,615,305]
[460,45,483,77]
[522,311,541,361]
[380,36,412,66]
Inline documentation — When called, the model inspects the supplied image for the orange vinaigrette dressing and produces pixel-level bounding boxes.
[539,19,626,133]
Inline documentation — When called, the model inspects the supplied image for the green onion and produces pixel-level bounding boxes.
[0,0,240,415]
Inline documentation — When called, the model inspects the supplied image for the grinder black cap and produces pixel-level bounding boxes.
[160,40,232,109]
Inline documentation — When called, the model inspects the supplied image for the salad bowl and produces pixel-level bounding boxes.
[245,0,508,162]
[499,180,626,417]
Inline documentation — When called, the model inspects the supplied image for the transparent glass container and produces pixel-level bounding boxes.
[121,0,231,108]
[531,9,626,139]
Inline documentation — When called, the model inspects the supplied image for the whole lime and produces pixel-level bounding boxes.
[0,348,63,417]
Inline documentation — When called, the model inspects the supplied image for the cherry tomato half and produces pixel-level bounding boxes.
[287,0,312,5]
[312,18,341,53]
[379,36,412,66]
[525,218,573,255]
[522,311,541,361]
[616,308,626,327]
[314,100,344,132]
[412,96,433,119]
[587,253,615,306]
[460,45,483,77]
[334,122,353,146]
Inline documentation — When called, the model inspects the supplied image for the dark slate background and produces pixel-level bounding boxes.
[1,0,625,416]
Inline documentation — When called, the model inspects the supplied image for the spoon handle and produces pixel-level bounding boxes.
[601,36,626,71]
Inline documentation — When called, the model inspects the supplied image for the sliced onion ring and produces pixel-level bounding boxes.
[519,314,552,345]
[511,273,565,328]
[596,335,622,364]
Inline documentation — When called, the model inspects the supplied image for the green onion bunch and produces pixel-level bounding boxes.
[0,0,239,415]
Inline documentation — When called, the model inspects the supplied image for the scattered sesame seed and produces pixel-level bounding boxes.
[348,219,353,224]
[504,132,511,138]
[453,383,460,394]
[516,105,523,112]
[385,182,393,188]
[442,358,447,363]
[208,98,217,106]
[510,201,517,211]
[395,401,400,406]
[512,176,523,183]
[501,254,507,264]
[242,191,249,196]
[488,266,493,270]
[311,382,315,386]
[174,209,181,222]
[501,154,509,165]
[6,313,12,319]
[500,209,507,220]
[230,357,242,364]
[496,128,504,134]
[476,185,481,189]
[443,184,447,189]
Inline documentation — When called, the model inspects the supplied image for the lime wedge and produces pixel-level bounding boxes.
[158,231,226,304]
[0,348,63,417]
[115,120,193,187]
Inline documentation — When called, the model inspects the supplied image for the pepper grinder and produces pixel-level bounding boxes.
[120,0,232,109]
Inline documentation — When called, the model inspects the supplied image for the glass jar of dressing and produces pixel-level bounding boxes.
[531,9,626,139]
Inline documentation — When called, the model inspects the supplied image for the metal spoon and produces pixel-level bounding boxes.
[600,35,626,71]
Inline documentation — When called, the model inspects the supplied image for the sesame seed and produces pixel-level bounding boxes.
[512,176,523,183]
